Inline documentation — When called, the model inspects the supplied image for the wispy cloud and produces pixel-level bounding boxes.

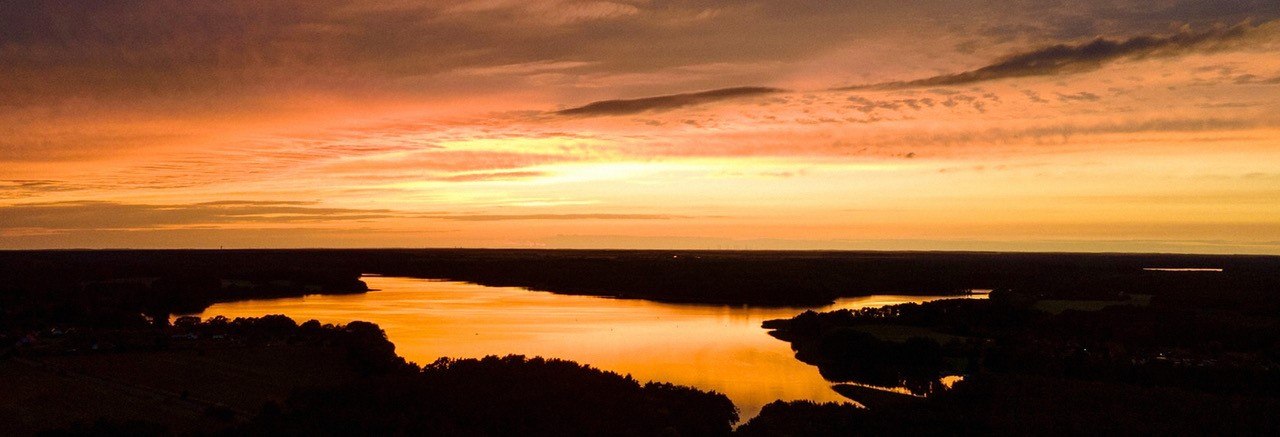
[433,171,548,182]
[0,200,409,230]
[0,199,704,232]
[428,213,697,221]
[547,23,1267,117]
[556,87,783,116]
[0,180,90,199]
[840,24,1257,90]
[1233,73,1280,84]
[320,150,576,174]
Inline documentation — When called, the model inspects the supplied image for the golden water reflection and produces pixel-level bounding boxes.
[192,276,978,419]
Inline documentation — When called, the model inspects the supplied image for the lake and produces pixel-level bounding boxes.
[191,275,977,419]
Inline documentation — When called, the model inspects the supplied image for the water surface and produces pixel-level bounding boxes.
[192,276,974,419]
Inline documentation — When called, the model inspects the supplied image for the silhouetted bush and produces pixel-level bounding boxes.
[735,401,868,436]
[236,355,738,436]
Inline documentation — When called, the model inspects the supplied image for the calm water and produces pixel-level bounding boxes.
[191,276,976,419]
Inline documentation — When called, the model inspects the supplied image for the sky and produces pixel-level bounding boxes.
[3,0,1280,253]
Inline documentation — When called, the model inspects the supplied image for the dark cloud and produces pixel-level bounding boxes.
[844,94,1000,114]
[555,87,784,116]
[841,24,1256,90]
[548,21,1268,116]
[0,1,897,107]
[1022,90,1050,103]
[847,96,937,113]
[4,0,1278,164]
[1233,73,1280,84]
[2,1,1275,108]
[1057,91,1102,102]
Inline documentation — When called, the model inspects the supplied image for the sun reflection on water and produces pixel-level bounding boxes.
[192,276,979,419]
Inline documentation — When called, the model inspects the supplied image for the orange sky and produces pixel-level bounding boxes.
[3,1,1280,253]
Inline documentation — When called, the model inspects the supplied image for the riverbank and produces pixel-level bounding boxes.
[7,249,1278,311]
[186,276,979,419]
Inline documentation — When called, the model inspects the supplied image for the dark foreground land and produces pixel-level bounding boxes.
[759,290,1280,435]
[4,249,1280,435]
[3,315,737,436]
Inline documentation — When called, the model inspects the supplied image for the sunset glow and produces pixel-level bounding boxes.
[189,276,979,418]
[4,1,1280,253]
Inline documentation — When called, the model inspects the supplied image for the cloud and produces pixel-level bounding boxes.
[0,200,409,230]
[555,87,784,116]
[319,150,577,174]
[0,127,188,162]
[599,115,1277,160]
[841,24,1257,90]
[545,22,1268,117]
[1233,73,1280,84]
[0,199,702,235]
[434,171,547,182]
[5,1,1278,163]
[1056,91,1102,102]
[0,227,440,249]
[0,180,89,199]
[428,213,695,221]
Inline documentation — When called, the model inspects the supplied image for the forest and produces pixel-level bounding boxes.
[6,249,1280,435]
